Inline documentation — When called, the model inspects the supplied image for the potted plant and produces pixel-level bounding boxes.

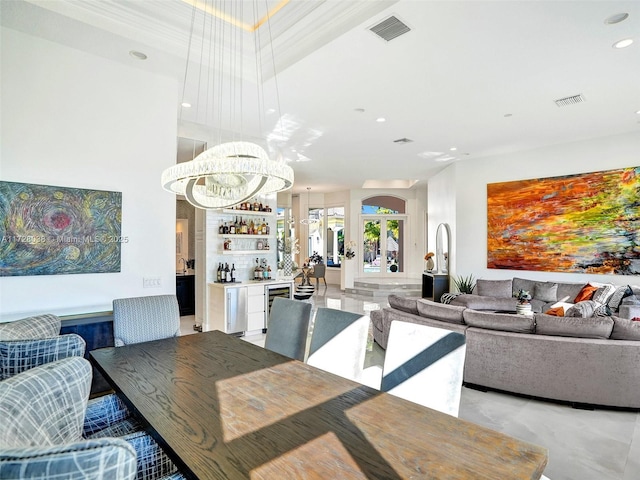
[308,251,323,265]
[453,274,476,294]
[515,289,533,315]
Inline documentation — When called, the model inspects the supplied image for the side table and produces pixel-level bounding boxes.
[422,272,449,303]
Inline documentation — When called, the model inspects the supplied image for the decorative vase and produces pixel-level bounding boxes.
[516,303,532,315]
[426,258,435,271]
[284,253,293,276]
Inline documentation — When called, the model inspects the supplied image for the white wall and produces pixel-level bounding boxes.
[445,131,640,287]
[0,27,178,319]
[427,165,456,272]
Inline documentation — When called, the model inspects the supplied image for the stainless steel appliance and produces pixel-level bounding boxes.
[226,286,248,335]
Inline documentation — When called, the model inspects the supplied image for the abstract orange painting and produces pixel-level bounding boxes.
[487,167,640,274]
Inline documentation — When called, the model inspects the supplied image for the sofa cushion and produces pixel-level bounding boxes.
[512,278,537,297]
[573,284,599,303]
[463,309,534,333]
[565,300,598,318]
[608,285,634,312]
[535,314,614,339]
[450,294,517,311]
[592,283,616,304]
[416,299,465,325]
[476,279,513,298]
[387,295,419,315]
[610,317,640,340]
[534,283,558,302]
[555,282,588,304]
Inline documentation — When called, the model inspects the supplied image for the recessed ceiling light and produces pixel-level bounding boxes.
[636,110,640,114]
[354,108,365,113]
[376,117,386,123]
[181,102,191,108]
[449,147,457,151]
[504,113,513,117]
[129,50,147,60]
[613,38,634,49]
[605,13,629,25]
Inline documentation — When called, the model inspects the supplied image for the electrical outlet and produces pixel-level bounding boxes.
[143,277,161,288]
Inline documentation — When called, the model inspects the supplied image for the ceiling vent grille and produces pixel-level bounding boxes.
[554,94,586,107]
[370,16,411,42]
[393,138,413,144]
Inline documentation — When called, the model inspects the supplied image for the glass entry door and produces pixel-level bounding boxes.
[362,216,405,275]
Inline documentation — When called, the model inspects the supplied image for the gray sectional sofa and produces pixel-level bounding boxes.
[371,279,640,409]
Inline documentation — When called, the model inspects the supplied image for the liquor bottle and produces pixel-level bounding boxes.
[218,221,224,235]
[223,222,228,234]
[267,265,272,280]
[216,263,222,283]
[241,218,248,235]
[231,264,236,282]
[265,219,270,235]
[230,218,236,235]
[249,219,255,235]
[254,258,261,280]
[261,218,267,235]
[225,263,231,283]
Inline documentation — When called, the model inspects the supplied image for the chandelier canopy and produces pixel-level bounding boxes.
[163,0,294,209]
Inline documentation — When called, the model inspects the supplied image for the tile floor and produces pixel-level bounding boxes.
[180,285,640,480]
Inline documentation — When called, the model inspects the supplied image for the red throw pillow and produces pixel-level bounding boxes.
[573,284,599,303]
[544,306,565,317]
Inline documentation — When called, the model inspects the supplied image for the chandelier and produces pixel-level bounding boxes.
[162,0,294,209]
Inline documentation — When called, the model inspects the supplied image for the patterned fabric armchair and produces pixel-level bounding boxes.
[0,334,86,380]
[112,295,181,346]
[0,357,137,479]
[0,314,183,479]
[0,314,61,341]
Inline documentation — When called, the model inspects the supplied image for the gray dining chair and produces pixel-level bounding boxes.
[381,320,466,417]
[112,295,180,346]
[264,297,312,361]
[307,307,370,382]
[310,264,327,286]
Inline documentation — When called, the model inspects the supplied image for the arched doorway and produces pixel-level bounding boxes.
[361,196,407,276]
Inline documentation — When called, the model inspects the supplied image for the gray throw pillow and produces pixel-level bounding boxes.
[608,285,634,311]
[534,283,558,302]
[476,279,513,298]
[565,300,598,318]
[592,284,616,304]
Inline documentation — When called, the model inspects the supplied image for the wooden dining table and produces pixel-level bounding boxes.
[90,330,548,480]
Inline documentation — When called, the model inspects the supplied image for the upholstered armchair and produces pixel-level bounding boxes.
[0,313,61,341]
[0,357,137,480]
[0,334,86,380]
[0,314,183,479]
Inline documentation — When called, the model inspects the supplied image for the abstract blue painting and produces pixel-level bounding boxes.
[0,181,122,276]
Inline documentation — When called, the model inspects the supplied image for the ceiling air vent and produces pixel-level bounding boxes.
[393,138,413,144]
[370,16,411,42]
[554,94,586,107]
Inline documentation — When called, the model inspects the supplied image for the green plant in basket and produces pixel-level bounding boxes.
[453,274,476,294]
